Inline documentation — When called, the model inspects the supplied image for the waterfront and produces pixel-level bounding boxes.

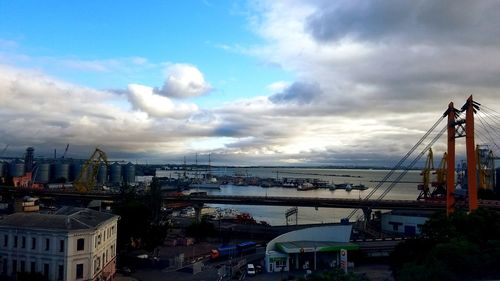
[200,168,421,226]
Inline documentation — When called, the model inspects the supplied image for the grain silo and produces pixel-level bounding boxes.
[52,162,70,182]
[35,162,51,183]
[109,162,122,185]
[123,162,136,184]
[9,159,25,177]
[70,161,83,182]
[96,164,107,185]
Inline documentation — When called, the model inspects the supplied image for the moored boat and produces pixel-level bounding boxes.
[297,182,316,191]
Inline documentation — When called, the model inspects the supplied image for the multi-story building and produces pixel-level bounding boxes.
[0,207,119,281]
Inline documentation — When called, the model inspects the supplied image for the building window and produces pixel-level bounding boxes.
[20,260,25,272]
[3,258,7,274]
[77,238,84,251]
[30,261,35,273]
[45,238,50,251]
[417,224,424,233]
[21,236,26,248]
[59,240,64,252]
[58,265,63,281]
[76,264,83,279]
[12,259,17,273]
[94,257,100,272]
[3,235,7,247]
[14,236,18,248]
[111,245,115,257]
[389,221,402,231]
[32,237,36,250]
[43,263,49,278]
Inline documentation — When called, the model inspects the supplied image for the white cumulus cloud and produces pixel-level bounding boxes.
[128,83,198,119]
[156,63,212,98]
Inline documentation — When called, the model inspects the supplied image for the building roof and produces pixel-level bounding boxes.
[266,224,352,253]
[0,207,118,232]
[386,210,435,217]
[275,241,359,254]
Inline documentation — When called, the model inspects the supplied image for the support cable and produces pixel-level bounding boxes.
[476,113,500,155]
[375,124,447,201]
[477,110,500,141]
[346,115,446,219]
[478,106,500,130]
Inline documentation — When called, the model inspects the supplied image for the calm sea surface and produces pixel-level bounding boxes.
[200,168,421,226]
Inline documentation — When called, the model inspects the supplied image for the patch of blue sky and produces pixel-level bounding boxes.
[0,0,292,105]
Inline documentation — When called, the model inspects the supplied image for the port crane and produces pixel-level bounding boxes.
[417,148,434,200]
[0,144,9,158]
[61,144,70,159]
[74,148,108,192]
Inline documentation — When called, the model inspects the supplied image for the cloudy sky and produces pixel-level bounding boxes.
[1,0,500,166]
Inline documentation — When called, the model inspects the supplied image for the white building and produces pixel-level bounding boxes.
[0,207,119,281]
[380,210,433,236]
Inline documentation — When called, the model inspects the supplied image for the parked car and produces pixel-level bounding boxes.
[247,264,256,276]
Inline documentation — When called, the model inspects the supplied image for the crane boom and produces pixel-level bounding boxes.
[0,144,9,157]
[74,148,108,192]
[62,144,70,159]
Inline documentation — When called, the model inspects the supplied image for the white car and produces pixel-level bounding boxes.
[247,264,256,276]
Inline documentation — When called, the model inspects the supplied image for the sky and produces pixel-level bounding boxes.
[1,0,500,166]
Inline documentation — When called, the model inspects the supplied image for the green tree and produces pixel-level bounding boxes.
[114,180,169,252]
[391,208,500,281]
[186,216,216,240]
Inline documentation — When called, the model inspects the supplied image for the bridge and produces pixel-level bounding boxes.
[163,194,500,211]
[3,187,500,212]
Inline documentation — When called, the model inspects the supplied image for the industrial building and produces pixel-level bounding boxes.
[380,210,433,236]
[0,207,119,281]
[0,147,136,190]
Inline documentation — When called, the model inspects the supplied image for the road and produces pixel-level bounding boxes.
[129,247,266,281]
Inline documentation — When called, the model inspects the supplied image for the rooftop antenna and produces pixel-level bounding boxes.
[195,153,198,181]
[183,156,187,179]
[208,153,211,179]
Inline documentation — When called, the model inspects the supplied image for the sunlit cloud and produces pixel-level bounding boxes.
[156,63,212,98]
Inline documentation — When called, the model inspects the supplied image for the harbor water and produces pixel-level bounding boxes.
[200,168,422,226]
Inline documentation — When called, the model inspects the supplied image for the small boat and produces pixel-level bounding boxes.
[297,182,316,191]
[334,183,349,189]
[190,177,221,190]
[282,182,297,188]
[352,184,368,190]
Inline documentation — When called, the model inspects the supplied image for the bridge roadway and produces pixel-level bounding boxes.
[167,194,450,210]
[3,187,500,211]
[164,194,500,211]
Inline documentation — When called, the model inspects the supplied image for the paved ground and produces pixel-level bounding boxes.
[354,264,394,281]
[125,265,393,281]
[114,274,139,281]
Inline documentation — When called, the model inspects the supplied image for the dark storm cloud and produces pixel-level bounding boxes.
[306,0,500,45]
[269,82,322,104]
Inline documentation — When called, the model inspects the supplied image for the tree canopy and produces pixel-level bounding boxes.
[391,208,500,281]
